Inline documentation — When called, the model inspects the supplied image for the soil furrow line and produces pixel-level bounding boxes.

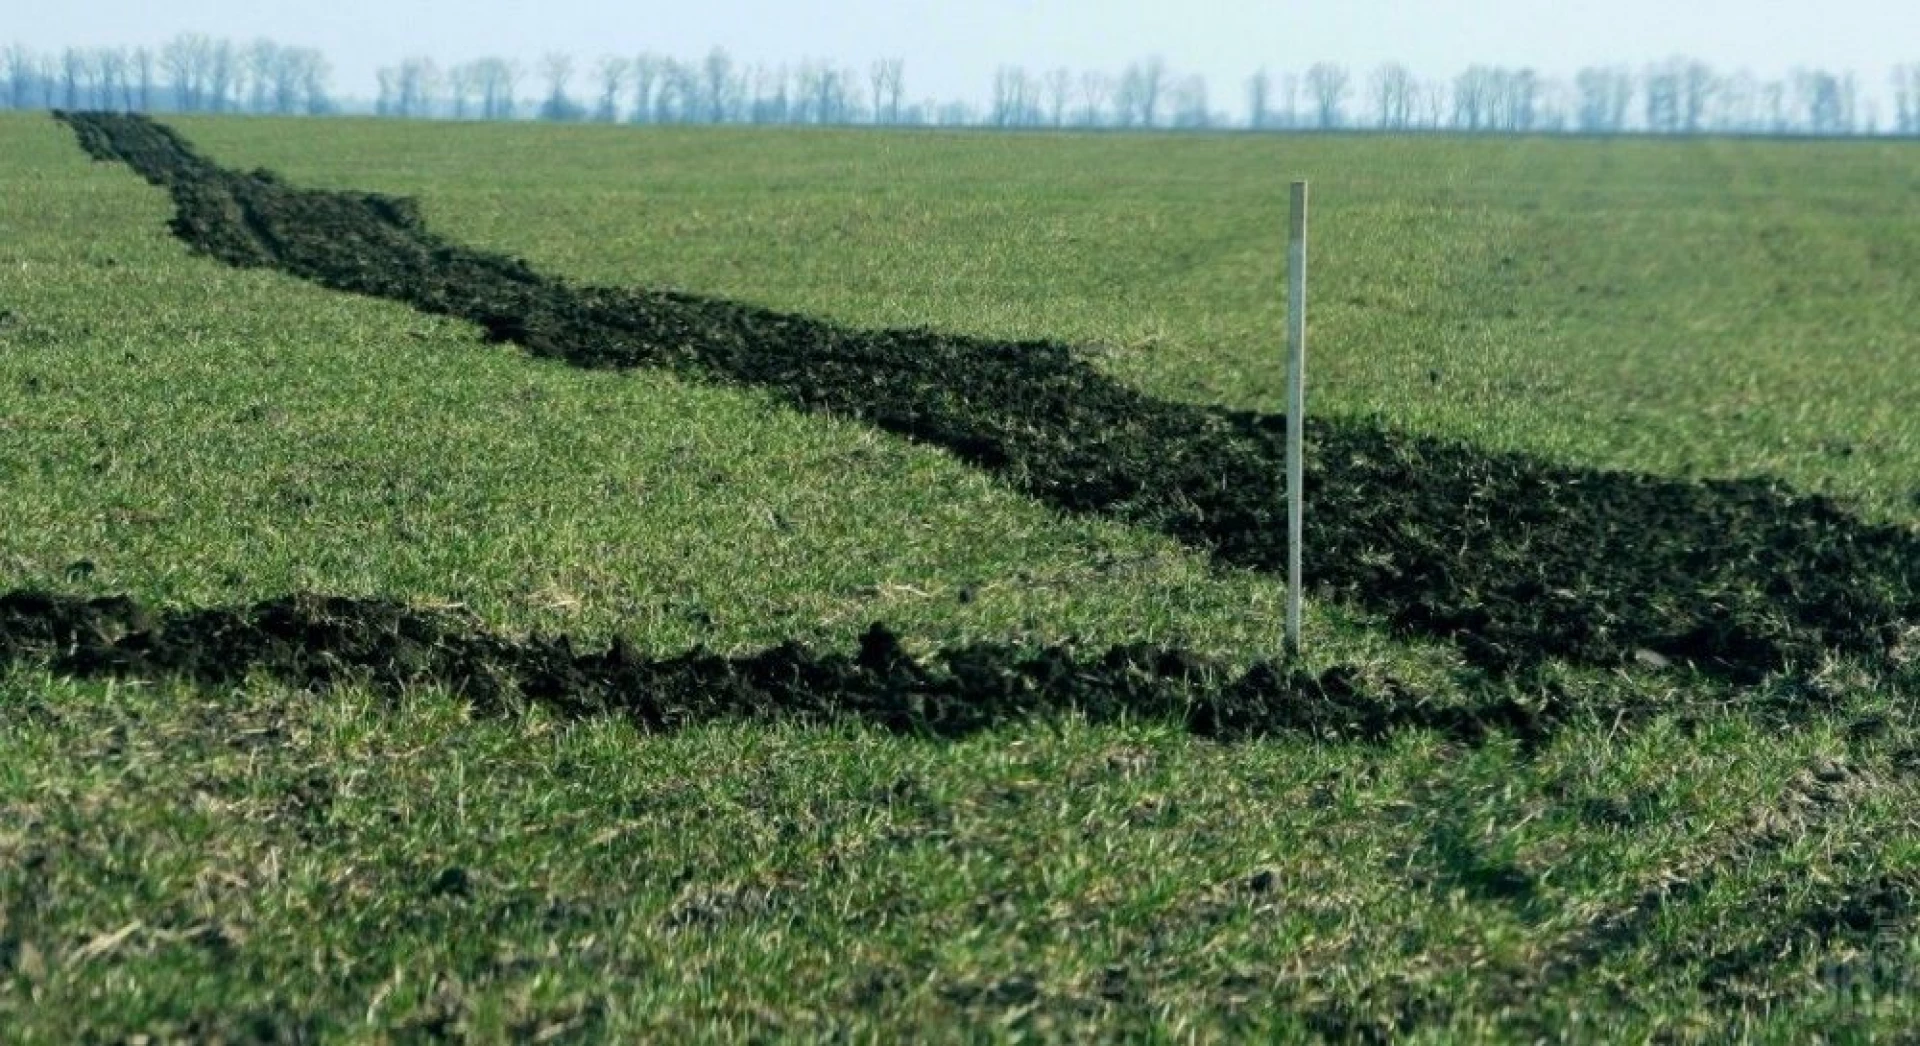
[0,589,1545,746]
[53,112,1920,685]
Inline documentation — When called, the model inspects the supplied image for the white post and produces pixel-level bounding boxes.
[1285,181,1308,659]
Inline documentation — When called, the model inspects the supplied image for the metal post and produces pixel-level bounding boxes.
[1285,181,1308,659]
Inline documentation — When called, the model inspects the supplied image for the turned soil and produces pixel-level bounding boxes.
[0,590,1542,745]
[54,112,1920,684]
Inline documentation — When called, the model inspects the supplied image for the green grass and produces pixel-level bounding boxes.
[3,111,1919,1040]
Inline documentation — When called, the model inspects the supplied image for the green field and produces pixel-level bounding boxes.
[3,111,1919,1041]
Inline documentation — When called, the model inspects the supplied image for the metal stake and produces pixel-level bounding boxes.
[1286,180,1308,659]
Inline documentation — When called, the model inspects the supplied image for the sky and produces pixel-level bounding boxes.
[11,0,1919,113]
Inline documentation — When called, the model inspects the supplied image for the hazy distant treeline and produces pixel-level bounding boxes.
[8,35,1920,136]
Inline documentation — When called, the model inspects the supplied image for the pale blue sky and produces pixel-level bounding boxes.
[11,0,1918,111]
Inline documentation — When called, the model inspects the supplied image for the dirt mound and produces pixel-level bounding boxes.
[0,589,1543,745]
[55,112,1920,683]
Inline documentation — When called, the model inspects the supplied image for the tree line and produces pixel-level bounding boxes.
[4,36,330,115]
[6,35,1919,136]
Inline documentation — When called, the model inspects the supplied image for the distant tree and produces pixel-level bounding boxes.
[97,47,130,110]
[539,52,582,121]
[1371,63,1414,128]
[1794,68,1849,134]
[4,45,37,109]
[1419,78,1448,128]
[380,57,439,118]
[1674,59,1720,131]
[382,69,404,119]
[1247,67,1271,129]
[1643,61,1674,132]
[811,64,854,123]
[1305,62,1349,128]
[1111,64,1141,127]
[1895,65,1919,135]
[594,56,628,122]
[1135,56,1167,127]
[992,65,1037,126]
[1169,75,1210,128]
[1710,71,1759,133]
[243,39,277,113]
[1078,71,1111,126]
[206,39,237,112]
[161,34,207,111]
[1043,67,1072,126]
[447,63,477,119]
[60,47,85,109]
[1574,66,1631,132]
[629,54,661,123]
[1277,71,1301,128]
[869,58,904,124]
[297,49,331,114]
[35,53,56,108]
[655,58,697,123]
[468,58,516,120]
[1504,68,1541,131]
[749,64,788,124]
[703,48,736,122]
[129,47,154,111]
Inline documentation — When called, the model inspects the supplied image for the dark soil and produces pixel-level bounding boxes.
[0,589,1542,746]
[55,112,1920,683]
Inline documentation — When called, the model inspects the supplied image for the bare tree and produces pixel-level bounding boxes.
[1135,56,1167,126]
[1170,75,1210,128]
[629,54,661,123]
[1505,69,1541,131]
[992,65,1038,126]
[869,58,904,124]
[1305,62,1349,128]
[447,63,477,119]
[1247,68,1271,130]
[703,47,735,122]
[384,57,440,118]
[161,34,205,111]
[1078,71,1111,126]
[1574,66,1632,132]
[1644,61,1681,132]
[749,64,788,124]
[655,58,697,123]
[97,47,129,110]
[1372,63,1414,128]
[375,67,398,116]
[60,48,85,109]
[594,56,628,122]
[5,45,37,109]
[469,58,517,120]
[243,39,277,113]
[1896,65,1919,135]
[1678,59,1715,132]
[538,52,580,121]
[206,39,237,112]
[129,47,154,111]
[1453,66,1494,130]
[1043,68,1072,126]
[1420,78,1447,128]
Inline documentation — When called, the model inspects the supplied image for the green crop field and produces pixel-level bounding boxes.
[2,109,1918,1042]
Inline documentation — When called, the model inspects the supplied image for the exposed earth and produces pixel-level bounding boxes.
[51,111,1920,690]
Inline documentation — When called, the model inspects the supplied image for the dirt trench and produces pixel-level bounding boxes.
[53,112,1920,684]
[0,590,1545,745]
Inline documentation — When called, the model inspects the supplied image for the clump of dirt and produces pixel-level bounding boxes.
[54,112,1920,683]
[0,589,1542,746]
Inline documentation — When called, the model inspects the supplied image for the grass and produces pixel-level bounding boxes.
[2,110,1918,1040]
